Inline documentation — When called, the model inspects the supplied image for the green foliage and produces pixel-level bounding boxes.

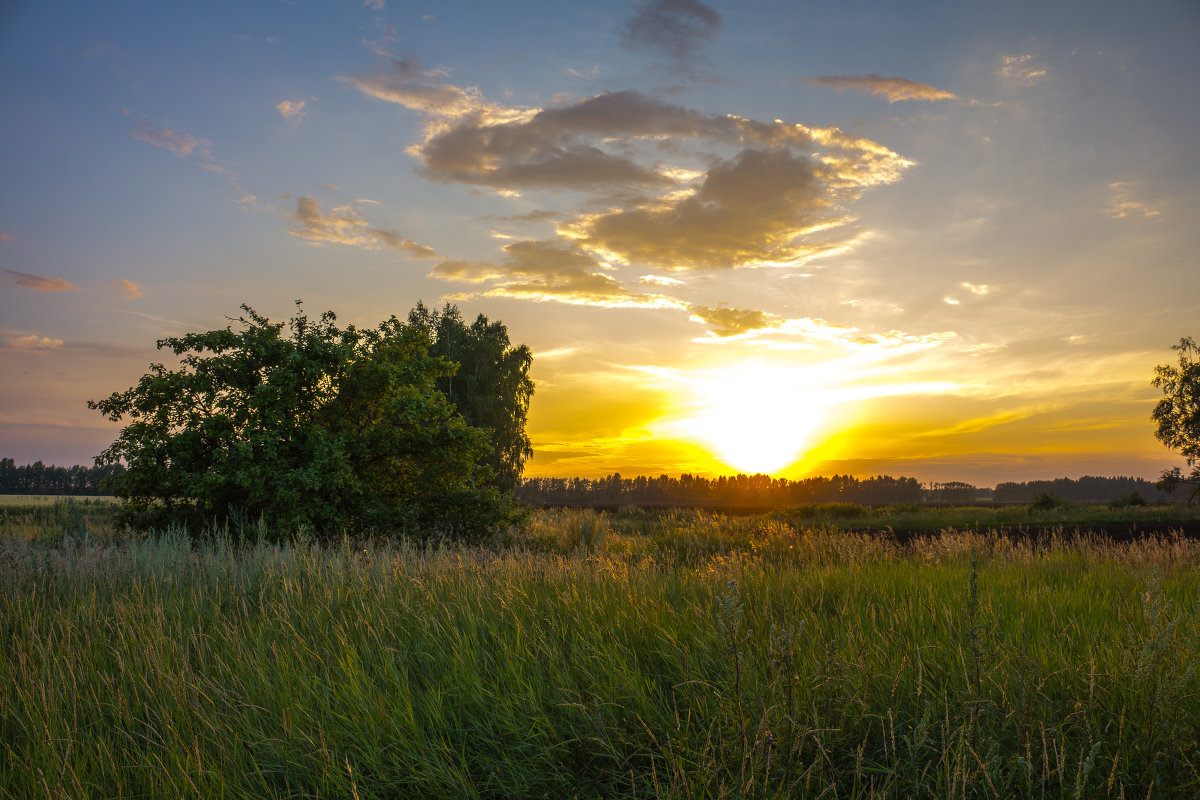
[409,302,534,492]
[89,303,518,538]
[1030,490,1063,511]
[1153,336,1200,501]
[1110,490,1149,509]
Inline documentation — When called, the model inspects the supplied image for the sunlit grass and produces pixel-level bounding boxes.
[2,504,1199,798]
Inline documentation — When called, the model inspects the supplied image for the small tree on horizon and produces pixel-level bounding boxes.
[1152,336,1200,502]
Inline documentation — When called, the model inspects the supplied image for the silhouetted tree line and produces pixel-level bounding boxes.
[0,458,125,495]
[993,475,1185,503]
[518,473,926,507]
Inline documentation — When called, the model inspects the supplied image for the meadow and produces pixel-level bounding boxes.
[2,501,1199,799]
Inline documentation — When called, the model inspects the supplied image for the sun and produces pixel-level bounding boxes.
[677,364,828,475]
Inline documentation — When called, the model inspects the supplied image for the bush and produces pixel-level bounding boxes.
[90,303,523,539]
[1030,491,1063,511]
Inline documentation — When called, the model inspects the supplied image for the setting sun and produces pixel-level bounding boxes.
[673,365,828,474]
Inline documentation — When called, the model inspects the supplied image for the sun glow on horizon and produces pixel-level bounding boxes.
[671,364,832,475]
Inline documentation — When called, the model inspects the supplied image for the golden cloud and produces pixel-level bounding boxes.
[805,74,957,103]
[345,65,913,297]
[688,304,955,351]
[8,334,64,349]
[433,240,687,309]
[998,54,1047,85]
[286,196,436,257]
[112,279,142,299]
[1107,182,1161,219]
[3,270,77,292]
[340,57,493,121]
[276,99,309,126]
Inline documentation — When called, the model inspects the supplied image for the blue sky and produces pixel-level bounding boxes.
[2,0,1198,485]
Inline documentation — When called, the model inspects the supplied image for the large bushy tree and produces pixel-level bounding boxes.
[90,303,520,537]
[408,302,535,491]
[1152,336,1200,501]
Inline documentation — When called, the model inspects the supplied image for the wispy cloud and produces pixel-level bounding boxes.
[340,57,495,121]
[7,334,64,350]
[363,0,385,8]
[805,74,957,103]
[286,196,437,257]
[998,54,1047,85]
[1107,181,1160,219]
[3,270,77,292]
[617,0,722,74]
[111,279,142,299]
[276,99,311,126]
[688,304,955,351]
[131,121,211,158]
[127,114,255,207]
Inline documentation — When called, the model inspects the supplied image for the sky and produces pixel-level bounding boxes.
[2,0,1198,487]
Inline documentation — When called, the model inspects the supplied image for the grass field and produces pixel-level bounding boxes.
[2,502,1199,798]
[0,494,119,506]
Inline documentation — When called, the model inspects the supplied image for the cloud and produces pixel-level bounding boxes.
[639,274,684,286]
[286,196,437,257]
[687,304,955,351]
[961,282,992,296]
[276,99,310,126]
[998,54,1047,85]
[127,114,252,207]
[432,240,687,309]
[0,233,10,243]
[7,335,63,350]
[688,305,778,337]
[805,74,957,103]
[565,144,902,270]
[1108,181,1160,219]
[340,57,495,121]
[112,279,142,299]
[363,0,385,8]
[131,121,211,158]
[345,61,913,304]
[3,270,77,292]
[618,0,722,69]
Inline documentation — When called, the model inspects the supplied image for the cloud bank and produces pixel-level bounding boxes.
[343,59,913,308]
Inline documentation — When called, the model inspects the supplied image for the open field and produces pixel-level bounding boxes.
[3,503,1199,798]
[0,494,119,507]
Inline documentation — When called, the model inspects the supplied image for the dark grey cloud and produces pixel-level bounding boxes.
[618,0,722,68]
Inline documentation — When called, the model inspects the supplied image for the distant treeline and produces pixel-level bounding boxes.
[518,473,928,506]
[0,458,124,495]
[992,475,1181,503]
[519,473,1186,507]
[3,457,1186,505]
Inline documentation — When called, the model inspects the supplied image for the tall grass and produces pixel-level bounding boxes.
[2,507,1199,798]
